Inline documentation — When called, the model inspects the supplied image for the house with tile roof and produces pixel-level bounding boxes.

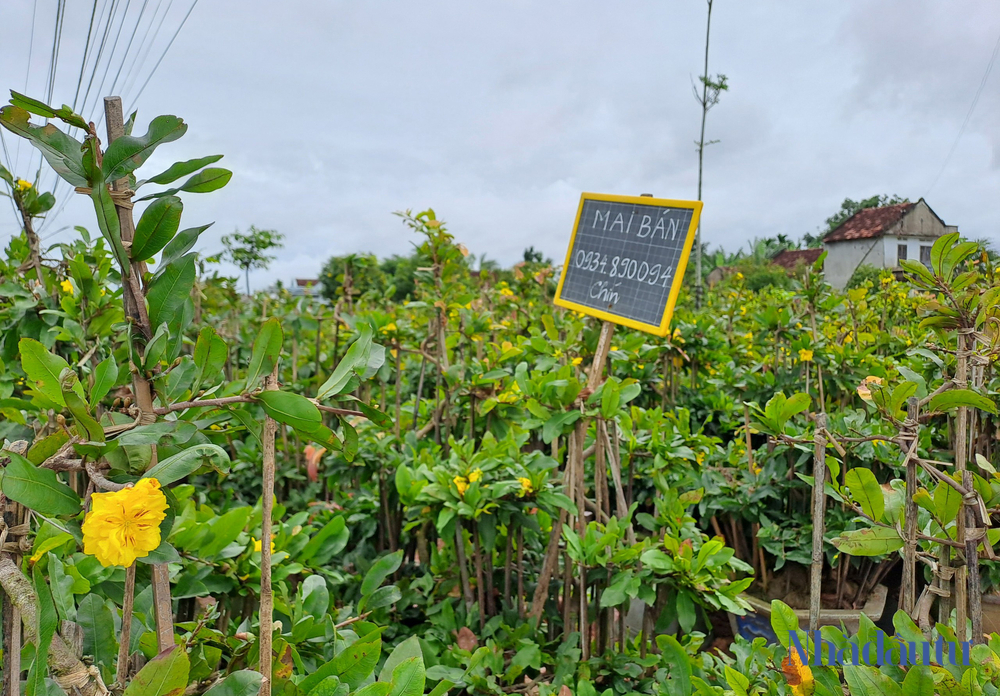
[822,198,957,289]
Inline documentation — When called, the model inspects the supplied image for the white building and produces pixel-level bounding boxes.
[822,199,957,289]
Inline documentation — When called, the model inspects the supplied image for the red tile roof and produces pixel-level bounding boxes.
[771,248,824,270]
[823,203,915,242]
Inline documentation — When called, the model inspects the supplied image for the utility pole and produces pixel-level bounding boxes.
[693,0,727,308]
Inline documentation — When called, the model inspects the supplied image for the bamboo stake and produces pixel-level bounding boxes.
[104,97,173,653]
[455,522,474,611]
[902,397,920,616]
[955,333,969,641]
[809,413,827,631]
[115,563,136,686]
[517,526,525,620]
[259,365,279,695]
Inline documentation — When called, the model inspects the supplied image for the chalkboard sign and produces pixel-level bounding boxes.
[553,193,703,336]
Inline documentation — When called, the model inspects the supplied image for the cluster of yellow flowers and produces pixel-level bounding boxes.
[798,349,813,363]
[380,322,397,334]
[453,469,482,497]
[14,179,32,193]
[571,357,583,366]
[252,535,276,554]
[496,381,520,404]
[82,478,168,567]
[60,279,74,295]
[517,477,533,497]
[499,287,514,297]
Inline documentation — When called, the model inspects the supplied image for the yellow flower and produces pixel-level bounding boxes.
[782,647,815,696]
[672,356,683,368]
[611,346,619,352]
[798,349,813,363]
[82,478,168,567]
[454,476,469,496]
[500,288,514,297]
[99,287,106,297]
[572,357,583,366]
[209,423,222,431]
[14,179,32,193]
[637,363,644,369]
[553,349,563,359]
[468,469,482,483]
[252,535,276,554]
[60,279,74,295]
[517,477,533,497]
[734,271,744,281]
[380,323,397,333]
[696,452,705,465]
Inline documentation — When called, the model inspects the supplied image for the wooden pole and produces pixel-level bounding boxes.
[104,97,174,653]
[809,413,827,631]
[902,397,920,616]
[115,563,136,686]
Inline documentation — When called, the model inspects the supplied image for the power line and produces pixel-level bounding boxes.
[132,0,199,103]
[926,26,1000,196]
[72,0,102,110]
[121,0,175,104]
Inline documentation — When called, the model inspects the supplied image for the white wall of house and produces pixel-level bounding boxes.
[882,235,936,267]
[824,238,884,289]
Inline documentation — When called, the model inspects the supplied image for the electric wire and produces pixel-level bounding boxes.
[131,0,199,104]
[926,25,1000,196]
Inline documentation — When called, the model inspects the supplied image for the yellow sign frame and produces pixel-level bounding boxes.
[553,192,703,337]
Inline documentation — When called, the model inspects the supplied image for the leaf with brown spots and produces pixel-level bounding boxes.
[123,646,189,696]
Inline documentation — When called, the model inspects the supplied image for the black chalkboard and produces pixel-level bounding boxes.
[553,193,702,336]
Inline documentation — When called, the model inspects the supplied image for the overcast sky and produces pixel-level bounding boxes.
[2,1,999,289]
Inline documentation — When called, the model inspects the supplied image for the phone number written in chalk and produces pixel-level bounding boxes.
[573,250,674,287]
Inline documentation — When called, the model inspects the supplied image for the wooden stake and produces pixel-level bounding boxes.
[809,413,827,631]
[955,333,969,641]
[259,365,279,695]
[104,97,174,653]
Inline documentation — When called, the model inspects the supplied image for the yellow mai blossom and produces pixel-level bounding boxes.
[468,469,482,483]
[696,452,705,465]
[734,271,744,281]
[610,346,619,352]
[572,357,583,366]
[553,349,563,359]
[454,476,469,496]
[14,179,32,193]
[517,477,533,497]
[380,323,397,333]
[252,535,276,554]
[82,478,168,567]
[798,349,813,363]
[500,287,514,297]
[60,279,74,295]
[856,376,884,401]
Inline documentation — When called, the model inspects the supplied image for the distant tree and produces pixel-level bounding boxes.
[523,246,544,263]
[221,226,284,295]
[824,195,909,235]
[380,253,421,301]
[319,253,386,305]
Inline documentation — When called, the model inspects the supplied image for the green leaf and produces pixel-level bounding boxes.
[78,595,117,682]
[600,379,620,419]
[245,318,283,390]
[656,635,691,696]
[842,665,901,696]
[26,431,69,466]
[139,154,223,187]
[8,91,88,129]
[352,684,391,696]
[123,645,190,696]
[934,478,963,524]
[675,591,696,633]
[2,452,81,516]
[19,338,84,407]
[318,325,374,399]
[900,665,933,696]
[380,637,422,682]
[929,388,997,415]
[361,585,401,611]
[844,468,884,522]
[388,657,425,696]
[361,550,403,598]
[0,106,87,186]
[90,355,119,408]
[257,390,322,433]
[192,325,228,394]
[769,600,798,648]
[723,667,749,696]
[832,526,904,557]
[102,115,187,182]
[300,636,382,693]
[132,195,183,260]
[299,517,349,565]
[301,574,330,618]
[25,565,58,696]
[178,167,231,193]
[202,671,262,696]
[144,444,230,485]
[147,253,196,329]
[159,223,212,270]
